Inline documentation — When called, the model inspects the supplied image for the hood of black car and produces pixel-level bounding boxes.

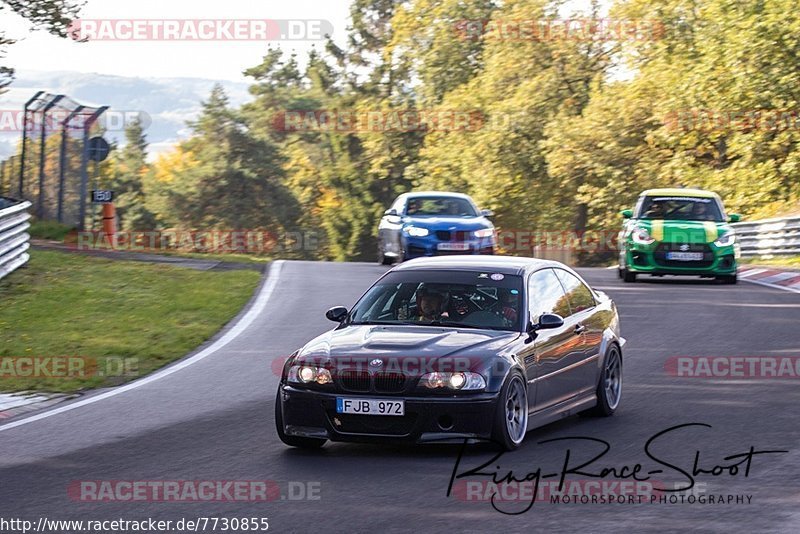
[295,325,520,374]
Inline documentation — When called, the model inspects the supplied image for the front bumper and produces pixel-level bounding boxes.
[403,235,495,260]
[278,384,499,444]
[623,241,737,275]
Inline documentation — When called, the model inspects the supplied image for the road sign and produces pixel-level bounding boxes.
[87,136,110,162]
[91,190,114,203]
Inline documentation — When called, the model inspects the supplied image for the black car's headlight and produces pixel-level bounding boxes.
[419,371,486,390]
[287,365,333,385]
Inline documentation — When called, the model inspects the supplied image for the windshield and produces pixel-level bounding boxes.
[405,196,478,217]
[349,270,524,331]
[636,196,724,222]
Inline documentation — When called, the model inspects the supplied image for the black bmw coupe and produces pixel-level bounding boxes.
[276,256,625,450]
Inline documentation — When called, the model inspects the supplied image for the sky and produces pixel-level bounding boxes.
[1,0,352,82]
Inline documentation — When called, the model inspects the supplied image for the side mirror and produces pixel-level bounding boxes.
[325,306,349,323]
[621,209,633,219]
[525,313,565,343]
[481,209,494,217]
[728,213,741,223]
[384,208,398,217]
[536,313,565,330]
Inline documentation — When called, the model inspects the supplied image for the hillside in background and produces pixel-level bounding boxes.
[0,70,251,158]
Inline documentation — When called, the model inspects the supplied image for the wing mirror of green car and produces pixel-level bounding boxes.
[728,213,741,223]
[621,209,633,219]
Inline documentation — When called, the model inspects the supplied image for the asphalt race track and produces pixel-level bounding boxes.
[1,261,799,533]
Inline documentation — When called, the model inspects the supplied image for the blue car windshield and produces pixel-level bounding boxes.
[405,197,478,217]
[348,270,523,331]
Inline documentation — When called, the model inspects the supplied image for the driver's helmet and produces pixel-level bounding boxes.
[415,285,449,315]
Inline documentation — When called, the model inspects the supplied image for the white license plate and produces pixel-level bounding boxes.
[336,398,405,416]
[437,242,470,251]
[666,251,704,261]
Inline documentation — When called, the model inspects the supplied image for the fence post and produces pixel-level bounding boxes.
[57,106,85,224]
[36,95,65,219]
[18,91,44,200]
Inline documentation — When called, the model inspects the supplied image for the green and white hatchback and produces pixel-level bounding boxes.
[618,188,741,284]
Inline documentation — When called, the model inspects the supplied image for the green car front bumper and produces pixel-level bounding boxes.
[622,241,737,276]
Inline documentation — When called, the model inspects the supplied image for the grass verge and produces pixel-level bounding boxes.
[0,250,261,393]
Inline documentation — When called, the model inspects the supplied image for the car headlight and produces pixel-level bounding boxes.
[405,226,429,237]
[473,228,495,239]
[632,227,656,245]
[714,230,736,247]
[287,365,332,385]
[419,371,486,390]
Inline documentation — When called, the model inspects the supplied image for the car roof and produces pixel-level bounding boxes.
[401,191,473,200]
[391,255,560,275]
[640,188,719,199]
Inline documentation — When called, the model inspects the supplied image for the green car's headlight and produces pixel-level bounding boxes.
[632,227,656,245]
[714,230,736,247]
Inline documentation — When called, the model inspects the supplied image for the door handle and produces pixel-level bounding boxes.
[574,324,586,335]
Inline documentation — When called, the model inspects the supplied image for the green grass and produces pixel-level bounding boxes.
[740,255,800,269]
[28,220,76,241]
[0,250,261,393]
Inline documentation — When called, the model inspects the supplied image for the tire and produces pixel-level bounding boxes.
[585,344,622,417]
[716,274,737,284]
[622,269,637,283]
[378,246,393,265]
[275,388,327,449]
[491,371,529,451]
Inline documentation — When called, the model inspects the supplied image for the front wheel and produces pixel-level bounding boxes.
[585,345,622,417]
[491,371,529,450]
[275,389,327,449]
[622,269,637,283]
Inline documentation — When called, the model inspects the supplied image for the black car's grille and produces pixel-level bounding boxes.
[336,369,413,394]
[654,243,714,268]
[374,372,406,393]
[338,370,370,392]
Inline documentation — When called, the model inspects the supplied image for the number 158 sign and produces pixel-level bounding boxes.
[91,190,114,203]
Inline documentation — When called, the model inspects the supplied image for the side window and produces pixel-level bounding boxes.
[527,269,571,324]
[554,269,595,316]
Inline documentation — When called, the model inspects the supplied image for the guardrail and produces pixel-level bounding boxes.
[0,197,32,280]
[732,215,800,257]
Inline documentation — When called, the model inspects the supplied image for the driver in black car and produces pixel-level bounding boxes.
[414,287,450,322]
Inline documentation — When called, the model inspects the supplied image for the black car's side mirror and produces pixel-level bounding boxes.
[525,313,565,343]
[326,306,349,323]
[537,313,565,330]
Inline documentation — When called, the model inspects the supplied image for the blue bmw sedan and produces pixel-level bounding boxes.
[377,191,496,264]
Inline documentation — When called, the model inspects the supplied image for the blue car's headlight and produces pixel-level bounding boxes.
[714,230,735,247]
[405,226,429,237]
[474,228,494,239]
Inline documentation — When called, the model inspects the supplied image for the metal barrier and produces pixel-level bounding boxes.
[0,198,32,280]
[732,215,800,257]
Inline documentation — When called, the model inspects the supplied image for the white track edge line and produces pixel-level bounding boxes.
[0,260,285,433]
